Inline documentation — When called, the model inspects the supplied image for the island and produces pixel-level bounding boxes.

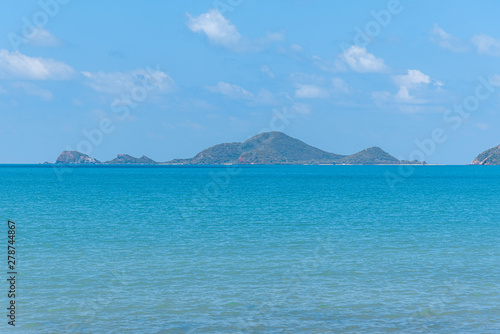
[105,154,157,165]
[471,144,500,165]
[56,152,157,165]
[55,151,101,164]
[54,132,424,165]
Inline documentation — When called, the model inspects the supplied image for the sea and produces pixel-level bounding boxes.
[0,165,498,333]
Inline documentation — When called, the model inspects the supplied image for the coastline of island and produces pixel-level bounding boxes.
[52,131,426,166]
[38,132,500,166]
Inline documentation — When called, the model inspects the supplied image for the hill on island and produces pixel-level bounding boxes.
[55,152,157,165]
[169,132,343,165]
[106,154,157,164]
[55,151,101,164]
[167,132,421,165]
[340,147,400,165]
[54,132,423,165]
[471,144,500,165]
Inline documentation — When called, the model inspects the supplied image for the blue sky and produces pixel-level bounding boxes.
[1,0,500,164]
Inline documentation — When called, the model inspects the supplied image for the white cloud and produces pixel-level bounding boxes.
[82,71,134,94]
[393,70,432,101]
[10,82,53,101]
[29,27,62,47]
[187,9,241,47]
[261,65,275,78]
[471,34,500,56]
[81,69,175,95]
[290,43,303,52]
[393,70,431,87]
[372,89,440,114]
[339,46,387,73]
[294,84,330,99]
[0,49,74,80]
[204,81,254,99]
[430,24,469,52]
[187,9,284,52]
[372,70,445,113]
[331,77,351,94]
[290,73,350,98]
[394,86,412,100]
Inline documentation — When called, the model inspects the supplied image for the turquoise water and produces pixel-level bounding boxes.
[0,165,499,333]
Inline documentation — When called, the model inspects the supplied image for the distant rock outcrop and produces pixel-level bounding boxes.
[471,145,500,165]
[167,131,423,165]
[105,154,157,165]
[55,151,101,164]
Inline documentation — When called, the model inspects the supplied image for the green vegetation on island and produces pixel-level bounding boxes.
[55,152,157,165]
[55,151,101,164]
[471,144,500,165]
[54,132,425,165]
[167,132,423,165]
[105,154,157,165]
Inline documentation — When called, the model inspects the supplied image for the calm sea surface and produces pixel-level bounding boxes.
[0,165,499,333]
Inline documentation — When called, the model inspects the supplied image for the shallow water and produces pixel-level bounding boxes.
[0,165,499,333]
